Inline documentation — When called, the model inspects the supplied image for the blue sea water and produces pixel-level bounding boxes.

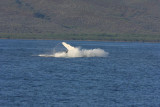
[0,39,160,107]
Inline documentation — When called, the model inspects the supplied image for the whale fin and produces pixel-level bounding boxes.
[62,42,75,51]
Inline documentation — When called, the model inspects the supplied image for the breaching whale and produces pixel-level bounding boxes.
[38,42,108,57]
[62,42,75,51]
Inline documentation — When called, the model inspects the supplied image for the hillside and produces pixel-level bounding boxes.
[0,0,160,41]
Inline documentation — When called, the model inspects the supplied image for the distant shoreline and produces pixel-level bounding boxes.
[0,33,160,43]
[1,38,160,43]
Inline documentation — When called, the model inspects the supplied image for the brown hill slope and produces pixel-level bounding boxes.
[0,0,160,35]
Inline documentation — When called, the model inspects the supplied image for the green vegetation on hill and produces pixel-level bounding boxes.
[0,0,160,41]
[0,33,159,42]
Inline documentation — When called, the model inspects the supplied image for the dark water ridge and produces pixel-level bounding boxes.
[0,39,160,107]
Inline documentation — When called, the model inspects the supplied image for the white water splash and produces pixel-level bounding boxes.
[38,42,108,58]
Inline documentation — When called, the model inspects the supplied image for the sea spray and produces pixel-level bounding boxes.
[38,42,108,58]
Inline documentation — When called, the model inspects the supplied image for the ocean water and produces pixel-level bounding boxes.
[0,39,160,107]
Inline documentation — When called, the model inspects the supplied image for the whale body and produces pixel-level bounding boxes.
[62,42,75,51]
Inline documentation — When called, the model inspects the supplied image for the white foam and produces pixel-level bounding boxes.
[38,42,108,58]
